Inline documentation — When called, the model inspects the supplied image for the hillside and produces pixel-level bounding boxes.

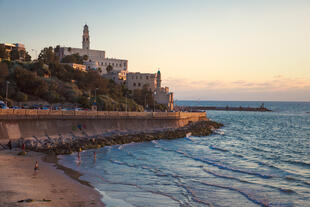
[0,47,144,111]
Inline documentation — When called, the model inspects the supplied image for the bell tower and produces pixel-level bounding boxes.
[82,24,90,50]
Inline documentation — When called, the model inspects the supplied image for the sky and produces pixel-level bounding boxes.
[0,0,309,101]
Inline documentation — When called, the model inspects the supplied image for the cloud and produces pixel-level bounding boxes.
[162,76,310,101]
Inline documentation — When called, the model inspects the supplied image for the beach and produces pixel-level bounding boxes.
[0,149,104,207]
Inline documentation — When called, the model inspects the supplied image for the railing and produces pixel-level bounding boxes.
[0,109,206,120]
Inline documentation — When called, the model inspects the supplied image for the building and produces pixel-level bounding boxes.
[102,70,127,85]
[126,72,158,92]
[62,63,87,72]
[56,24,128,74]
[0,43,27,61]
[126,70,174,110]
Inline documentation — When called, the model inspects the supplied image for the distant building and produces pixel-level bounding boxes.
[62,63,87,72]
[56,24,128,74]
[0,43,27,61]
[126,70,174,110]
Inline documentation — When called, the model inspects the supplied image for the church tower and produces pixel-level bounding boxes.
[82,24,90,50]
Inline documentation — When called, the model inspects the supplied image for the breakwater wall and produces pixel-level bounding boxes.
[0,109,207,141]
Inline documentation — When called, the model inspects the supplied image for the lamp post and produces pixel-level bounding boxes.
[95,88,98,111]
[125,94,127,112]
[5,81,9,106]
[153,91,156,112]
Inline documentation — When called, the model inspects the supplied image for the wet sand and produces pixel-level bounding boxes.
[0,149,104,207]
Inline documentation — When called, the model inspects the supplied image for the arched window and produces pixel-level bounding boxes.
[133,83,136,86]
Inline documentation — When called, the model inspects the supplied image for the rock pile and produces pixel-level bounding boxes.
[11,120,223,155]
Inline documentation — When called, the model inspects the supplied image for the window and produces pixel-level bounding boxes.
[133,83,136,86]
[105,63,107,66]
[138,83,141,87]
[146,76,149,79]
[136,76,138,79]
[140,76,142,79]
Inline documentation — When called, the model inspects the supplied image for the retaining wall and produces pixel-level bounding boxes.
[0,110,207,141]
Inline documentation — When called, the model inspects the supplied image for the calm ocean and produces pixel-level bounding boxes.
[58,101,310,207]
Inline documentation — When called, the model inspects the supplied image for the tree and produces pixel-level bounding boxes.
[106,64,113,73]
[10,49,20,60]
[38,47,59,64]
[83,55,88,61]
[0,45,9,59]
[61,53,83,64]
[25,52,31,61]
[0,62,9,82]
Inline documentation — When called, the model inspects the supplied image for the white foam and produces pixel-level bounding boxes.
[97,189,135,207]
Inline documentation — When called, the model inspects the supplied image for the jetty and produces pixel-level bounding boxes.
[176,103,272,112]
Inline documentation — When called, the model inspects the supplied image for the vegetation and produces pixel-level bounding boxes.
[0,46,143,111]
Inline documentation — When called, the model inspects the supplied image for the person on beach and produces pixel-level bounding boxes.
[21,143,25,151]
[7,140,12,150]
[34,161,39,172]
[94,151,96,160]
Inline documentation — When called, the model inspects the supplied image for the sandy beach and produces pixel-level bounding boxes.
[0,149,104,207]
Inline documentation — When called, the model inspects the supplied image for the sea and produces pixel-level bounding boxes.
[58,101,310,207]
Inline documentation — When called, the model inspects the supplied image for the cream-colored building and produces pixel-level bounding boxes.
[56,25,128,74]
[0,43,27,61]
[126,70,174,110]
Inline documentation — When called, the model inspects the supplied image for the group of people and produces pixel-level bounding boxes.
[7,140,39,173]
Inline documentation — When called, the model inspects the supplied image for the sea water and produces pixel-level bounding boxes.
[58,101,310,207]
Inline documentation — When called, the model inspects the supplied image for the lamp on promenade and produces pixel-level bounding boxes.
[5,81,10,106]
[125,94,127,112]
[153,91,156,112]
[95,88,98,111]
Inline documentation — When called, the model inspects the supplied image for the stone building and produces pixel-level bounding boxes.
[126,70,174,110]
[56,24,128,74]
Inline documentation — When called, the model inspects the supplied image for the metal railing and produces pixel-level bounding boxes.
[0,109,206,120]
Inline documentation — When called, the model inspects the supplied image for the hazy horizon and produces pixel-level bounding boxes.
[1,0,309,101]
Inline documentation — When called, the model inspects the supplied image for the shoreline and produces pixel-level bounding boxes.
[1,120,223,206]
[0,149,105,207]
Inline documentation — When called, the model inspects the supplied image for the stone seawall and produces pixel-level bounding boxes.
[0,110,207,141]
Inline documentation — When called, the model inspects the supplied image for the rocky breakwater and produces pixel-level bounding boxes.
[11,120,223,155]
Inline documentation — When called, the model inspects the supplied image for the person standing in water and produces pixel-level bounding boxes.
[34,161,39,172]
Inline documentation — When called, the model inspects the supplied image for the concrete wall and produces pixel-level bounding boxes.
[0,110,207,141]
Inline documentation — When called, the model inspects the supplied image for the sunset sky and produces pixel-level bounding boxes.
[1,0,309,101]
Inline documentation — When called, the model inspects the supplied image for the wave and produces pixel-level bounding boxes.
[195,180,271,207]
[285,160,310,168]
[154,143,273,179]
[177,183,214,207]
[202,168,296,194]
[209,145,229,152]
[96,176,183,206]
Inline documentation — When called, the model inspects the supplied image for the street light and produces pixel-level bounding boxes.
[153,91,156,112]
[95,88,98,111]
[125,94,127,112]
[5,81,9,106]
